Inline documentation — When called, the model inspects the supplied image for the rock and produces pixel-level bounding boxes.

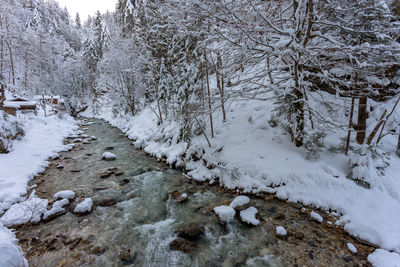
[120,248,134,262]
[86,153,93,156]
[90,136,97,140]
[102,152,116,161]
[127,192,136,199]
[70,169,81,173]
[169,238,198,255]
[94,186,109,191]
[171,191,188,203]
[90,245,105,255]
[99,171,113,179]
[73,138,82,143]
[239,206,260,226]
[230,195,250,210]
[275,226,287,238]
[82,139,90,144]
[56,164,64,169]
[99,198,117,207]
[119,179,130,186]
[214,205,236,223]
[176,223,204,241]
[271,212,285,220]
[105,146,114,151]
[115,171,124,176]
[108,167,118,172]
[73,198,93,215]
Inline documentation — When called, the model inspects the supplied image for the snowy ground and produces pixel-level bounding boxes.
[0,110,77,266]
[86,93,400,266]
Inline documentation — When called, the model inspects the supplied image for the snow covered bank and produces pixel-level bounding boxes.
[85,95,400,264]
[0,111,77,265]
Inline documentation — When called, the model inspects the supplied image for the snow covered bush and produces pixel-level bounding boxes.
[0,111,23,153]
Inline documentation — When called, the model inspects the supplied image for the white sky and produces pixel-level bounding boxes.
[57,0,117,21]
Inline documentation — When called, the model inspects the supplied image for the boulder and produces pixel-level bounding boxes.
[175,223,204,241]
[169,238,198,255]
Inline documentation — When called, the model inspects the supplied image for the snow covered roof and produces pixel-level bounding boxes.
[33,95,60,100]
[4,101,37,108]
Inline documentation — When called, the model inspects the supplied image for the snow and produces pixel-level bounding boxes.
[240,206,260,225]
[213,205,236,223]
[43,199,69,220]
[0,224,28,267]
[181,193,188,200]
[74,198,93,213]
[102,152,116,160]
[368,249,400,267]
[276,226,287,236]
[0,191,48,226]
[310,211,323,223]
[53,190,75,200]
[230,195,250,209]
[347,242,357,254]
[0,112,76,213]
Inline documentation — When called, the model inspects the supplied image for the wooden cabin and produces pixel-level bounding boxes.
[3,96,37,115]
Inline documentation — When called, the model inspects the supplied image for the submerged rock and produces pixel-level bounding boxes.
[176,223,204,241]
[169,238,198,255]
[99,198,117,207]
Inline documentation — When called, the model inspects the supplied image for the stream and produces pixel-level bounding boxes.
[15,119,374,267]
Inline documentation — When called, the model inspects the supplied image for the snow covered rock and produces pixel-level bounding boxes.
[368,249,400,267]
[347,243,357,254]
[73,198,93,215]
[214,205,236,223]
[230,195,250,210]
[91,136,97,140]
[0,224,28,267]
[310,211,323,223]
[102,152,116,161]
[72,138,82,143]
[82,139,90,144]
[53,190,75,201]
[276,226,287,237]
[0,192,48,226]
[81,134,89,138]
[239,206,260,226]
[43,199,69,221]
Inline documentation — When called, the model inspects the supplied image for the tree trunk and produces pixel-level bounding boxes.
[204,51,214,138]
[345,97,355,155]
[356,95,368,144]
[215,53,226,123]
[293,61,304,147]
[4,40,15,86]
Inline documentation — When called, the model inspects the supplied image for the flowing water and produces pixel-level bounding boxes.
[15,119,374,267]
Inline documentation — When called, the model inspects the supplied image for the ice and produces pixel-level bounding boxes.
[53,190,75,200]
[74,198,93,214]
[213,205,236,223]
[230,195,250,209]
[240,206,260,225]
[276,226,287,236]
[310,211,323,223]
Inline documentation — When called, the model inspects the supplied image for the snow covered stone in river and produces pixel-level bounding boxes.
[53,190,75,201]
[230,195,250,210]
[43,199,69,221]
[240,206,260,226]
[347,243,357,254]
[74,198,93,215]
[102,152,116,161]
[214,205,236,223]
[91,136,97,140]
[276,226,287,237]
[310,211,323,223]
